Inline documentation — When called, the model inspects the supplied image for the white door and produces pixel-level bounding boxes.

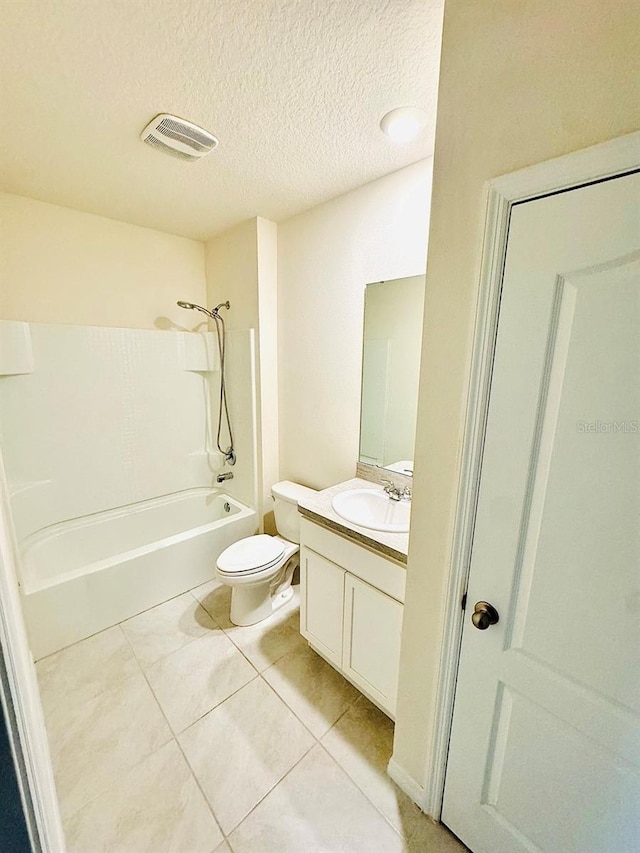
[443,172,640,853]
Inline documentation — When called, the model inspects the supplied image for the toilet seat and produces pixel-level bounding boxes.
[216,534,286,576]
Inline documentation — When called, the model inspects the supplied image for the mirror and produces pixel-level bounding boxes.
[358,275,425,477]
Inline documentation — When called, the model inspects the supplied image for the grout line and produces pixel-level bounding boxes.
[119,606,223,673]
[119,589,260,681]
[43,625,174,830]
[318,739,411,843]
[190,584,303,677]
[176,675,316,840]
[118,601,261,737]
[318,700,421,835]
[259,643,362,744]
[314,741,408,843]
[217,633,267,675]
[46,585,418,850]
[34,587,198,663]
[117,624,174,748]
[257,670,321,744]
[223,735,317,841]
[34,620,129,664]
[121,624,226,841]
[173,670,260,739]
[172,729,226,842]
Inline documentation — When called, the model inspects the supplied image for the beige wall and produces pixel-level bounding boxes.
[0,193,205,328]
[278,160,432,490]
[205,219,259,332]
[393,0,640,800]
[205,217,279,526]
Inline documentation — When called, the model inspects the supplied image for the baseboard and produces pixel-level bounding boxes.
[387,756,426,810]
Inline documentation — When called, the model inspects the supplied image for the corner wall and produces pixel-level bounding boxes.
[277,160,433,490]
[205,217,278,525]
[0,193,206,328]
[393,0,640,803]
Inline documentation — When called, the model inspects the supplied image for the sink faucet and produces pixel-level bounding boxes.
[381,479,411,502]
[216,472,234,483]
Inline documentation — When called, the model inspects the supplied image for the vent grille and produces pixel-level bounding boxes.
[157,118,213,151]
[143,134,199,161]
[140,114,219,162]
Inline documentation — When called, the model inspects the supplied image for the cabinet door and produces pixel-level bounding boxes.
[300,547,345,666]
[343,574,403,717]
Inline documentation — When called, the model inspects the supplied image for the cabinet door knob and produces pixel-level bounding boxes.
[471,601,499,630]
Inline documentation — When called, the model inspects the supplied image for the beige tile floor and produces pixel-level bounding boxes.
[36,581,467,853]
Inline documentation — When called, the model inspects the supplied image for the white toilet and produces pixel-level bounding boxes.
[215,480,317,626]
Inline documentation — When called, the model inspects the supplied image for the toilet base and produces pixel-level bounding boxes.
[229,556,297,627]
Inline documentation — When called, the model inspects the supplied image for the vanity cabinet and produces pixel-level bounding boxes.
[299,517,405,718]
[302,549,345,667]
[342,574,404,712]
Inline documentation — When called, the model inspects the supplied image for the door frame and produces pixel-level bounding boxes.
[422,130,640,820]
[0,450,66,850]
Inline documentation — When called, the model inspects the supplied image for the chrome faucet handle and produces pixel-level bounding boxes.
[380,478,403,501]
[401,486,412,501]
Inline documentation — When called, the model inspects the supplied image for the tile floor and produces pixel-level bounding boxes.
[36,580,467,852]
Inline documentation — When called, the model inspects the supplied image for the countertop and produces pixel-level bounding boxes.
[297,477,409,565]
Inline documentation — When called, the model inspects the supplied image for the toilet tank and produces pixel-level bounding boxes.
[271,481,317,543]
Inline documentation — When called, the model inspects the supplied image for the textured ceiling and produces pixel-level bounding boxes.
[0,0,443,241]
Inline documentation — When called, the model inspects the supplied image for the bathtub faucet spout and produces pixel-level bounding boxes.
[216,472,234,483]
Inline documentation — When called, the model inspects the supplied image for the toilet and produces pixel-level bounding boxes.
[215,480,317,626]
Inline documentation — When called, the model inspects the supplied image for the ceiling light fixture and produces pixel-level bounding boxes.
[380,107,428,143]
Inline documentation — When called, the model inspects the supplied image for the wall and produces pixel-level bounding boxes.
[222,330,259,512]
[278,159,432,490]
[205,217,278,525]
[393,0,640,802]
[0,194,262,522]
[0,193,206,328]
[205,219,259,332]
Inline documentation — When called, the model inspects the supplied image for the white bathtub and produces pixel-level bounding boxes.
[19,489,257,660]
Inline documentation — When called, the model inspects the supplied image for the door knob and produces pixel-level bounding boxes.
[471,601,499,630]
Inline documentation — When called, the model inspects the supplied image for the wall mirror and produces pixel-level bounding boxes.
[359,275,425,477]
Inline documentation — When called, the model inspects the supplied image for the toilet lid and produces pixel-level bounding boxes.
[217,534,286,574]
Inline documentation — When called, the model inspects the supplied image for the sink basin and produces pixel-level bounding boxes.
[331,489,410,533]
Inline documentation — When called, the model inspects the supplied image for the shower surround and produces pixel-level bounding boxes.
[0,320,258,658]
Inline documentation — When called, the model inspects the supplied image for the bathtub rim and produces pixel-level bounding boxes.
[19,488,254,596]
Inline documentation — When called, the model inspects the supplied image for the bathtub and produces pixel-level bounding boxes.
[19,489,257,660]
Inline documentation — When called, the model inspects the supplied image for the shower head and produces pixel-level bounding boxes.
[176,300,215,318]
[177,300,230,318]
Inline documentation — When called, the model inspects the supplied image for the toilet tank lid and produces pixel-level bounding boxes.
[271,480,317,504]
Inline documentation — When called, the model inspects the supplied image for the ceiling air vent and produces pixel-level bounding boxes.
[140,114,219,162]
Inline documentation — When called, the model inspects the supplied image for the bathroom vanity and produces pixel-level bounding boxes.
[297,478,408,719]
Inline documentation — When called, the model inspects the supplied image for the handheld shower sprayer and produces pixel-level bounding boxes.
[176,300,230,318]
[177,298,235,466]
